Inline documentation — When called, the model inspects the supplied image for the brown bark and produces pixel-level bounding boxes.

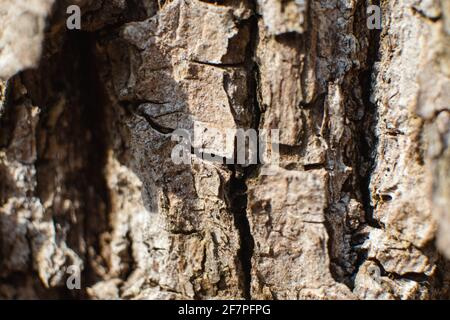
[0,0,449,299]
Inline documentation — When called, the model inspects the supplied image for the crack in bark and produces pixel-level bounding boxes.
[126,102,176,135]
[225,167,255,300]
[221,9,261,300]
[367,257,431,284]
[70,30,112,297]
[358,0,382,231]
[351,0,383,287]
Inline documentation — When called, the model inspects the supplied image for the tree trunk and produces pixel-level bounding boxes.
[0,0,449,300]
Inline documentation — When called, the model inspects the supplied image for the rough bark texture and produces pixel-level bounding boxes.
[0,0,449,300]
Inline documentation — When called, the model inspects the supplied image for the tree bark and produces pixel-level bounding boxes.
[0,0,449,300]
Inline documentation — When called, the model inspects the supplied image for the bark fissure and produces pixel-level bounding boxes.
[350,0,384,288]
[74,29,112,293]
[358,0,382,231]
[223,9,261,300]
[225,168,255,300]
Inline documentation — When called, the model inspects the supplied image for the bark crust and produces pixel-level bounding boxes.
[0,0,449,299]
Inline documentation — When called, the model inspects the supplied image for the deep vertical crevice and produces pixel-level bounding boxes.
[73,30,112,295]
[223,7,261,300]
[225,167,255,300]
[358,0,382,230]
[351,0,383,285]
[20,27,112,298]
[321,0,384,289]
